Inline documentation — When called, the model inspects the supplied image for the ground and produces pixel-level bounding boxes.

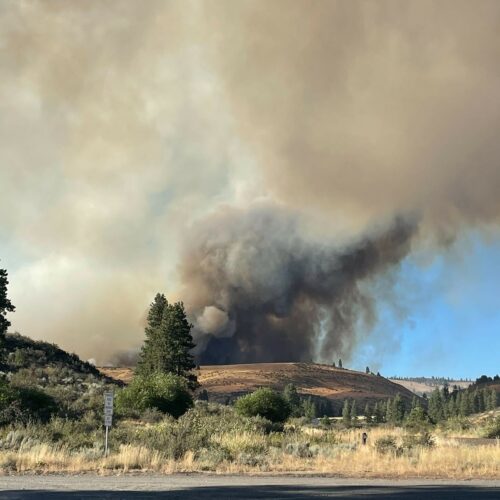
[0,475,498,499]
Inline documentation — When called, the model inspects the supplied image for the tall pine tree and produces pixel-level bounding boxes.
[0,266,15,340]
[136,293,168,376]
[162,302,197,388]
[136,296,197,389]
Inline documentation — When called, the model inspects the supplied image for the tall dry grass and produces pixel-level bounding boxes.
[1,425,498,478]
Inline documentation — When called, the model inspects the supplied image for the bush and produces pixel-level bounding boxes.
[115,373,193,418]
[375,435,400,455]
[483,416,500,439]
[235,388,291,423]
[0,378,57,425]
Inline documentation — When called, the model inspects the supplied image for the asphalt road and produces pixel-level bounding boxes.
[0,475,498,499]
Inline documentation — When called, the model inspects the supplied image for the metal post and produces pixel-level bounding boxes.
[105,425,109,457]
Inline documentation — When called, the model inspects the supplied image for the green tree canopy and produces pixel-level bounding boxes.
[0,266,15,339]
[136,296,197,389]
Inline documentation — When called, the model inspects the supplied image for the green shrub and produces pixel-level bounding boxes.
[483,416,500,439]
[115,373,193,418]
[375,435,400,455]
[235,388,291,423]
[0,378,57,425]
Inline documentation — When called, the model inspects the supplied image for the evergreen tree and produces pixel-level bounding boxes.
[283,384,301,417]
[392,394,405,424]
[162,302,197,388]
[487,389,498,410]
[342,399,351,425]
[136,293,168,376]
[351,400,357,422]
[364,403,372,424]
[302,397,316,418]
[136,296,197,389]
[338,359,343,369]
[365,366,370,374]
[385,398,394,423]
[428,388,445,423]
[0,266,15,339]
[373,401,385,423]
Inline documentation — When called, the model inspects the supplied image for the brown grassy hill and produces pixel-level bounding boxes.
[100,362,416,412]
[388,379,472,396]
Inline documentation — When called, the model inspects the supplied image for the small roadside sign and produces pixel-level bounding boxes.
[103,391,114,456]
[104,392,114,409]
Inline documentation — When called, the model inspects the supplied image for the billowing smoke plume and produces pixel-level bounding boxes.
[1,1,500,364]
[181,205,416,363]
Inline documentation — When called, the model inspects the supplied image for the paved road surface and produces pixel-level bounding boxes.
[0,474,498,499]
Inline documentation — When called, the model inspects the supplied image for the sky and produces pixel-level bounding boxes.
[1,1,499,376]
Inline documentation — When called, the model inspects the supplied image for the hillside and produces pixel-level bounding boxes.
[0,333,120,421]
[389,378,472,396]
[100,362,416,413]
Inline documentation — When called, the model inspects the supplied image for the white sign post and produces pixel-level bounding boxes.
[103,391,114,456]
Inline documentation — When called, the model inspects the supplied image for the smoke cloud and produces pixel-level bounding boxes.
[1,1,499,363]
[182,205,417,363]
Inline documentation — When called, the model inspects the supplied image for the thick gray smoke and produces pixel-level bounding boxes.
[181,205,416,363]
[2,1,500,364]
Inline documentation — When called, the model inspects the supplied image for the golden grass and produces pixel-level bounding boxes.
[1,426,498,478]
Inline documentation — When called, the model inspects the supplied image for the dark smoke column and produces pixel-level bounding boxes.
[179,204,417,364]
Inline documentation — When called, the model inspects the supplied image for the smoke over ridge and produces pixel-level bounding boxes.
[1,1,499,363]
[181,206,416,363]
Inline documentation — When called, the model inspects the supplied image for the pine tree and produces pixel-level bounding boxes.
[342,399,351,425]
[373,401,385,423]
[136,293,168,376]
[351,400,357,423]
[283,384,301,416]
[162,302,197,388]
[338,359,343,369]
[0,266,15,339]
[364,403,372,424]
[365,366,370,374]
[136,296,197,389]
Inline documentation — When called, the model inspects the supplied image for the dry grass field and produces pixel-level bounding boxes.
[1,424,498,478]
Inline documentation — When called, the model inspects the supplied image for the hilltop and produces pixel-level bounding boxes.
[100,362,416,413]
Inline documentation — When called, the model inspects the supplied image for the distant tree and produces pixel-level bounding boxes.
[197,389,209,401]
[487,389,498,410]
[373,401,385,423]
[0,266,15,340]
[302,397,317,419]
[376,371,381,377]
[332,361,336,368]
[393,394,406,424]
[366,366,370,374]
[364,403,373,424]
[338,359,343,369]
[405,405,429,430]
[342,399,351,425]
[283,384,301,417]
[351,400,357,422]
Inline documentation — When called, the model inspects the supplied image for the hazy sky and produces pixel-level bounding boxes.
[1,1,499,376]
